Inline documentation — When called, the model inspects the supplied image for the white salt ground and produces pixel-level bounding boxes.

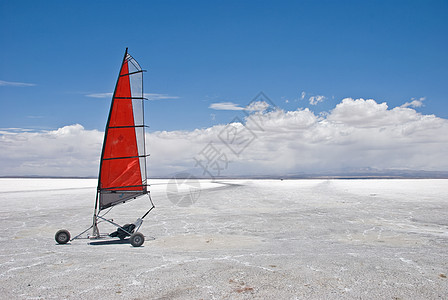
[0,178,447,299]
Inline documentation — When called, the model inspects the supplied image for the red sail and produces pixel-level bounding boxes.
[97,50,147,210]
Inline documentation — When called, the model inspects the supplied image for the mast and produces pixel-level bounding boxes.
[92,48,130,237]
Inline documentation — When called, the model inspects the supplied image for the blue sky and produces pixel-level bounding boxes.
[1,0,447,132]
[1,0,447,177]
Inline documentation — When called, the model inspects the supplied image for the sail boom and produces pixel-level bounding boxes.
[100,184,148,191]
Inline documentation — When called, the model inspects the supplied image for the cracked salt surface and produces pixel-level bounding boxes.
[0,178,447,299]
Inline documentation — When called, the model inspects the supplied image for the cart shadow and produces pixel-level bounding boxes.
[88,236,155,246]
[89,239,131,246]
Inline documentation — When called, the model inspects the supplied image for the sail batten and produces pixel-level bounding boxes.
[109,125,148,129]
[120,70,146,77]
[114,97,148,100]
[97,49,148,211]
[103,154,149,161]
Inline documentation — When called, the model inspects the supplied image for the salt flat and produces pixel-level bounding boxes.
[0,178,447,299]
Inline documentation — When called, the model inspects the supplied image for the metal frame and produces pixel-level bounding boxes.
[70,192,155,242]
[67,48,154,244]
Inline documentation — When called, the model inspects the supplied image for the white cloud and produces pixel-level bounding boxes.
[401,97,425,108]
[85,93,113,98]
[209,102,245,111]
[144,93,179,100]
[151,98,448,176]
[327,98,434,129]
[300,91,306,100]
[309,95,326,105]
[246,101,270,112]
[210,101,270,112]
[1,98,448,177]
[0,80,36,87]
[0,124,102,177]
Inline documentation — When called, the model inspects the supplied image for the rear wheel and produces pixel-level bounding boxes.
[130,232,144,247]
[55,229,70,244]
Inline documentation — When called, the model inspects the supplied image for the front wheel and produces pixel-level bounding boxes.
[130,232,144,247]
[55,229,70,244]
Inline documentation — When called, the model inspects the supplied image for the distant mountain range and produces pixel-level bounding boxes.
[155,168,448,179]
[2,169,448,179]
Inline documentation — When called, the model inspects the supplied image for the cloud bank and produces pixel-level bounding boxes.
[0,125,102,177]
[1,98,447,177]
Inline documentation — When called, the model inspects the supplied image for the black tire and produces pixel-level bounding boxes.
[55,229,70,244]
[130,232,144,247]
